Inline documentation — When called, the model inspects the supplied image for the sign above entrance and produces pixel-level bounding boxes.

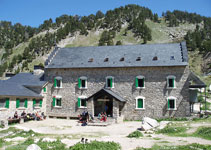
[97,99,110,102]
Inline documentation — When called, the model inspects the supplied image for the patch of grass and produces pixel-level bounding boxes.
[6,138,34,150]
[153,138,161,140]
[135,143,211,150]
[201,102,211,111]
[127,131,143,138]
[37,139,68,150]
[193,127,211,140]
[192,116,211,122]
[6,129,42,139]
[157,117,188,122]
[157,141,170,143]
[69,140,121,150]
[0,127,20,134]
[0,125,3,128]
[156,125,188,136]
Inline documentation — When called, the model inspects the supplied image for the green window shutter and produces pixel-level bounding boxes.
[53,97,56,106]
[24,99,28,108]
[172,79,175,88]
[33,99,36,107]
[110,78,113,87]
[54,78,57,87]
[77,98,81,107]
[78,78,81,88]
[40,99,43,107]
[135,78,138,88]
[5,98,9,108]
[138,99,143,108]
[142,78,145,87]
[43,87,46,92]
[16,99,20,108]
[168,99,170,109]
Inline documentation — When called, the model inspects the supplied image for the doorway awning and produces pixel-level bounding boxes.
[86,88,126,102]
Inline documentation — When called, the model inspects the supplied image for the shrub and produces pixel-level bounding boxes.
[127,131,143,138]
[69,140,121,150]
[194,127,211,140]
[156,125,187,136]
[157,117,188,122]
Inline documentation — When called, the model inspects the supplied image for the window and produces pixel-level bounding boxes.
[135,76,145,88]
[53,96,62,107]
[167,97,176,110]
[167,75,176,89]
[106,76,114,88]
[0,98,9,108]
[54,77,62,88]
[104,58,109,62]
[33,99,43,108]
[16,99,27,108]
[77,96,87,108]
[78,77,87,89]
[153,56,158,61]
[136,57,141,61]
[43,86,47,93]
[120,57,124,61]
[136,96,145,109]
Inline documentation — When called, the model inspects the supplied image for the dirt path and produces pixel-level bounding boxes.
[13,119,211,150]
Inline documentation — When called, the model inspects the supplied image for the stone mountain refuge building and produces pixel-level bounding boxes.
[1,42,204,121]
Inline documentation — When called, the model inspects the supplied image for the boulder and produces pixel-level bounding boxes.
[141,117,159,131]
[26,144,41,150]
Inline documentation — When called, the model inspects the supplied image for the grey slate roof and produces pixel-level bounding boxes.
[86,88,126,102]
[189,72,206,88]
[0,73,47,97]
[46,42,188,69]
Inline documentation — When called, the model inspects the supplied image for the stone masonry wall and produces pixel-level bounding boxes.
[0,89,47,120]
[45,66,190,120]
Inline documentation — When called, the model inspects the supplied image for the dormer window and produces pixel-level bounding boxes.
[54,76,62,88]
[153,56,158,61]
[167,75,176,89]
[104,58,109,62]
[106,76,114,88]
[88,58,93,62]
[135,76,145,89]
[78,76,87,89]
[120,57,124,61]
[136,57,141,61]
[170,56,175,60]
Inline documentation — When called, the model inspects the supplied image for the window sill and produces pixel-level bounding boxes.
[136,87,145,89]
[34,107,42,109]
[79,87,87,90]
[54,87,62,89]
[0,108,8,111]
[105,87,114,89]
[79,107,87,109]
[54,106,62,108]
[17,107,26,110]
[135,108,145,110]
[167,87,176,90]
[167,108,177,111]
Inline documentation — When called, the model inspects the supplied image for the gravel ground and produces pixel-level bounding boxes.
[13,119,211,150]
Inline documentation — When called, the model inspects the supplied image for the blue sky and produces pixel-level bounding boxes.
[0,0,210,27]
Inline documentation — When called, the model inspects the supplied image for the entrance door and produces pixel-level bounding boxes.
[94,99,113,117]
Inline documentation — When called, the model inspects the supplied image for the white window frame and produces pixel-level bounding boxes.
[135,96,145,110]
[79,76,87,89]
[78,96,87,108]
[136,75,145,89]
[55,76,62,88]
[19,99,25,108]
[167,96,177,110]
[106,76,114,88]
[167,75,176,89]
[54,95,62,108]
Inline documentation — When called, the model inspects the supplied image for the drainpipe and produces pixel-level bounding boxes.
[205,87,207,114]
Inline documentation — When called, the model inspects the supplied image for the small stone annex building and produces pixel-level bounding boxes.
[1,42,204,121]
[0,71,47,120]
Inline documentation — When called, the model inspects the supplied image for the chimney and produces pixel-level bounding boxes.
[33,65,44,75]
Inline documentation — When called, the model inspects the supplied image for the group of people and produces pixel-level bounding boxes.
[98,112,107,122]
[11,111,46,121]
[78,111,94,126]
